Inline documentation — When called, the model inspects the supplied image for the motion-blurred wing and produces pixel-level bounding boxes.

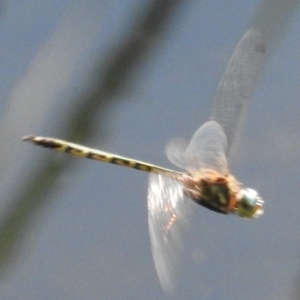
[210,27,265,158]
[166,121,228,174]
[165,137,189,170]
[148,174,192,293]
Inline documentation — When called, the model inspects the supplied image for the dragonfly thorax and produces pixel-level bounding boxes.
[180,170,240,215]
[180,170,264,218]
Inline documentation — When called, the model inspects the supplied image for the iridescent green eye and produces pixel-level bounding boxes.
[237,188,264,218]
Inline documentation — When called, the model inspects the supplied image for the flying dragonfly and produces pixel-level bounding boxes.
[23,27,265,292]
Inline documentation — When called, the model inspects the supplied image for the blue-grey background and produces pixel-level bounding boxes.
[0,1,300,299]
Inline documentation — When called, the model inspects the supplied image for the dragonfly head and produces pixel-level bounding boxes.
[236,188,264,218]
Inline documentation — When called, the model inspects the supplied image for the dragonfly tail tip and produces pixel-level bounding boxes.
[22,135,36,142]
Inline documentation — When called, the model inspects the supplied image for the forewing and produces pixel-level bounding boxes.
[148,174,192,293]
[210,27,265,158]
[166,121,228,174]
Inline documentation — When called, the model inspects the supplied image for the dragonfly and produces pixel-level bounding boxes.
[23,27,265,292]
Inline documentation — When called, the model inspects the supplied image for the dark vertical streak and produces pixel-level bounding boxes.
[66,0,186,141]
[0,0,188,276]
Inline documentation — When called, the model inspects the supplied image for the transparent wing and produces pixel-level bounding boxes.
[210,27,265,158]
[166,121,228,174]
[148,174,193,293]
[164,138,189,170]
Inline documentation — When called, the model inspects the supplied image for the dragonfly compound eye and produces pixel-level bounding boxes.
[236,188,264,218]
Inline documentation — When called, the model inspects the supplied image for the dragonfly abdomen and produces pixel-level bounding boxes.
[22,135,184,179]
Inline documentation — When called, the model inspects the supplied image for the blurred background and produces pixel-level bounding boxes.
[0,0,300,299]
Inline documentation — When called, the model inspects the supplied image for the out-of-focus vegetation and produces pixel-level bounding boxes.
[0,0,185,276]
